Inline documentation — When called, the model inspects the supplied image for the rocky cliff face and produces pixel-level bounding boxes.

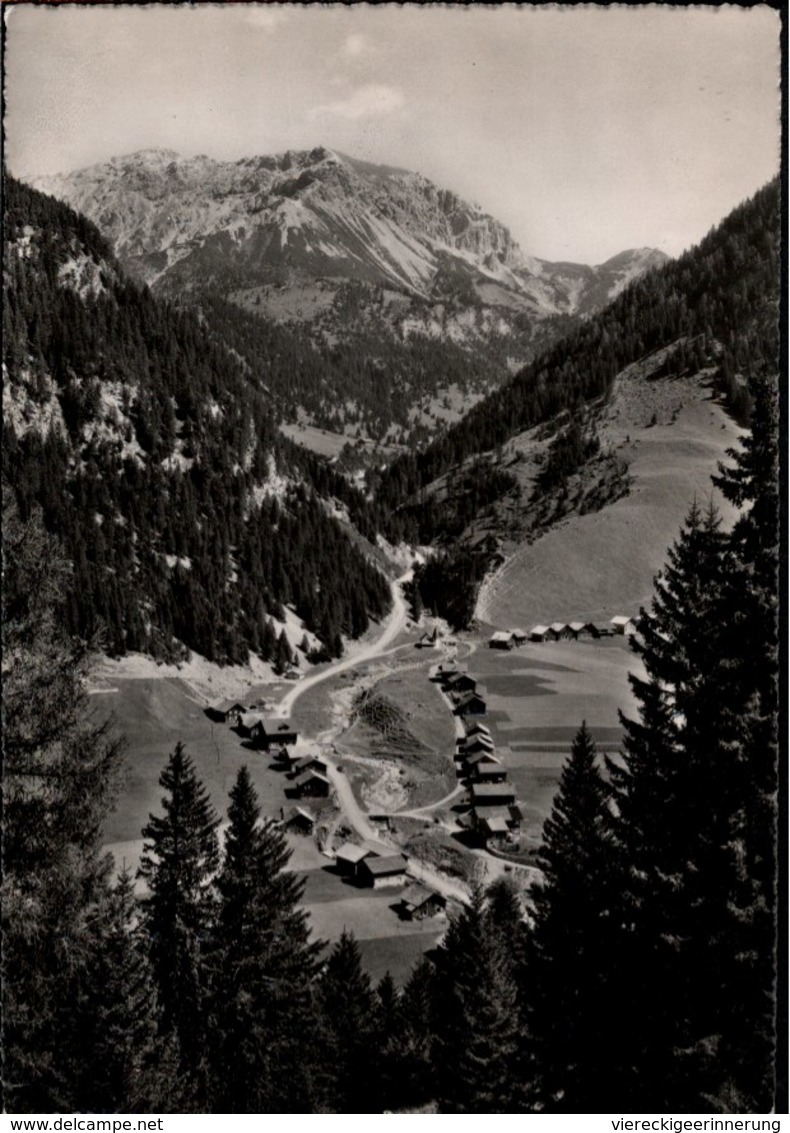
[32,147,668,314]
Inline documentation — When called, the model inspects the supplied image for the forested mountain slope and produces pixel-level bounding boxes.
[2,176,391,665]
[374,178,780,625]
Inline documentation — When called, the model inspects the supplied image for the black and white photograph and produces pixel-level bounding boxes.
[2,1,783,1117]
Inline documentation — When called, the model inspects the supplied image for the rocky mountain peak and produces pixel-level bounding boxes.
[30,147,667,315]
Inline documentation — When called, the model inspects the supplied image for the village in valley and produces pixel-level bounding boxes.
[96,589,643,984]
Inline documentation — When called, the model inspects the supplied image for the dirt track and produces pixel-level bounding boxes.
[275,569,412,719]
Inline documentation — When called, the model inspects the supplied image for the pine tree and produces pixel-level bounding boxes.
[274,629,293,674]
[317,931,381,1113]
[605,505,735,1110]
[388,958,436,1111]
[526,721,614,1112]
[373,972,401,1111]
[71,870,186,1113]
[606,464,778,1110]
[432,886,521,1113]
[1,496,124,1112]
[138,744,220,1094]
[208,766,323,1112]
[708,373,779,1108]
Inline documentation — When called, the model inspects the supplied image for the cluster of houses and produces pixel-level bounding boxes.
[432,667,488,718]
[207,697,334,801]
[458,720,523,847]
[489,615,635,648]
[331,840,447,919]
[209,699,302,751]
[431,666,523,849]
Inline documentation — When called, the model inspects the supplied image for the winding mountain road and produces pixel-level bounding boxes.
[275,569,412,719]
[272,570,474,906]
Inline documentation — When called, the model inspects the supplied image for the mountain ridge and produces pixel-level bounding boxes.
[31,146,669,316]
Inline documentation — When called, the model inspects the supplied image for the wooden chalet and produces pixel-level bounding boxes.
[529,624,551,642]
[469,781,516,807]
[415,627,439,649]
[401,884,446,921]
[432,664,464,684]
[252,717,299,748]
[510,628,528,645]
[590,622,614,638]
[280,806,315,836]
[359,853,408,889]
[568,621,594,640]
[472,803,522,838]
[464,749,500,771]
[334,841,379,877]
[293,770,330,798]
[549,622,573,641]
[273,745,303,768]
[464,720,492,739]
[445,672,477,695]
[454,688,487,717]
[489,630,515,650]
[479,813,510,841]
[208,697,249,723]
[236,711,265,736]
[459,733,495,757]
[292,754,328,777]
[610,615,636,635]
[470,757,506,783]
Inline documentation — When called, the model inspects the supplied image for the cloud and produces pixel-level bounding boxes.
[243,7,288,32]
[343,33,370,58]
[309,84,406,121]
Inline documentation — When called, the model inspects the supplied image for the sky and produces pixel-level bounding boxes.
[3,2,781,264]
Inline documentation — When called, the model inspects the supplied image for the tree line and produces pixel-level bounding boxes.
[2,370,778,1111]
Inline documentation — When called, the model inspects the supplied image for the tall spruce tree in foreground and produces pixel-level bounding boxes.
[387,958,435,1111]
[606,503,739,1110]
[1,496,124,1111]
[317,931,381,1113]
[526,721,614,1112]
[138,744,220,1097]
[604,377,779,1112]
[432,885,522,1113]
[71,870,185,1112]
[710,373,779,1109]
[208,766,323,1112]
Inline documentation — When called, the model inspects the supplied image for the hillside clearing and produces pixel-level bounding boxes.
[478,385,742,628]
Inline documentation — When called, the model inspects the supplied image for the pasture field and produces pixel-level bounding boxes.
[291,850,447,987]
[280,422,358,459]
[478,390,742,628]
[338,658,458,809]
[356,933,445,988]
[452,635,644,839]
[280,422,405,461]
[95,677,298,848]
[232,283,336,324]
[369,664,457,754]
[289,641,423,741]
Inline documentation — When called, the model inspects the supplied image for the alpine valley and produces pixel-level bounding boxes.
[4,144,781,1116]
[33,147,667,443]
